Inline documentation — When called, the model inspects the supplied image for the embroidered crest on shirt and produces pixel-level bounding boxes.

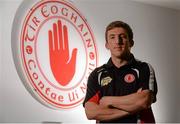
[124,74,135,83]
[101,76,112,86]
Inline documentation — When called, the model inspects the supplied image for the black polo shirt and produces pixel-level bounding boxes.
[83,54,158,123]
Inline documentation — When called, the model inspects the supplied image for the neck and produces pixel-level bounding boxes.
[111,57,128,68]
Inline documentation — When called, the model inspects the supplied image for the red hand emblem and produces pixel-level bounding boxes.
[48,20,77,86]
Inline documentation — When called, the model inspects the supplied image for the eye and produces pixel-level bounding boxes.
[120,34,127,39]
[109,35,115,39]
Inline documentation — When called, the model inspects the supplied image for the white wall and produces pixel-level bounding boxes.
[0,0,180,123]
[178,10,180,123]
[0,1,2,121]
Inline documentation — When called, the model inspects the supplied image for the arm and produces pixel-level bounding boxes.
[84,101,130,121]
[100,89,152,114]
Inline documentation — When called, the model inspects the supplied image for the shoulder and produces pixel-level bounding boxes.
[134,59,153,69]
[132,58,155,73]
[87,64,108,87]
[141,62,155,72]
[88,64,107,78]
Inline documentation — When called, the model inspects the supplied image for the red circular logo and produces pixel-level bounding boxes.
[12,0,97,109]
[124,74,135,83]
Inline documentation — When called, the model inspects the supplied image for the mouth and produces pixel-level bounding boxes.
[114,46,124,49]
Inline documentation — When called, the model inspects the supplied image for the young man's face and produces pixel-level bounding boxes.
[106,27,132,59]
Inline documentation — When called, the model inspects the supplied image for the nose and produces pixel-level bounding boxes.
[118,35,123,45]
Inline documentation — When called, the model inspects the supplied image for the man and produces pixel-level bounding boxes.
[83,21,158,123]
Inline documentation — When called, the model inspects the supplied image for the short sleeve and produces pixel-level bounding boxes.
[83,69,101,107]
[139,63,158,103]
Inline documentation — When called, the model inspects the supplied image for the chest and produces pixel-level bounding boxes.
[99,67,140,96]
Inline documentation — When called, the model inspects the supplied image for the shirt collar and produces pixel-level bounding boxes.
[105,54,136,69]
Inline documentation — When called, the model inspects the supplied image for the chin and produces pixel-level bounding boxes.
[116,51,124,57]
[116,54,123,59]
[116,51,130,59]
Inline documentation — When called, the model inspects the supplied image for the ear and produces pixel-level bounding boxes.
[105,42,109,49]
[130,40,134,47]
[128,46,132,51]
